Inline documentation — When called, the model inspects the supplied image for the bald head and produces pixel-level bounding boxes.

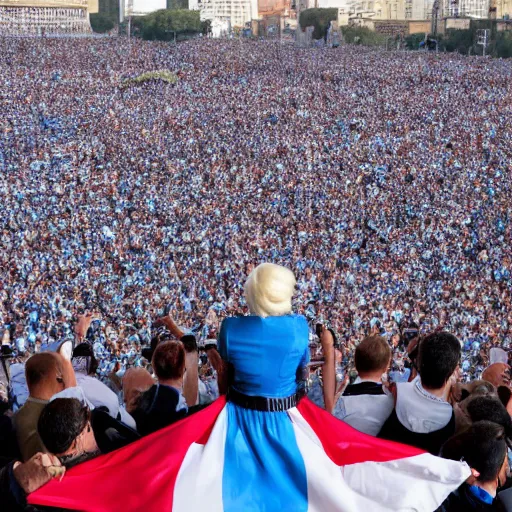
[482,363,510,389]
[123,368,155,413]
[25,352,65,400]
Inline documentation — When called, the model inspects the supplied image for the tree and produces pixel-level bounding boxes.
[299,8,337,41]
[90,14,115,33]
[140,9,201,41]
[441,29,474,53]
[404,32,427,50]
[341,26,387,46]
[494,32,512,58]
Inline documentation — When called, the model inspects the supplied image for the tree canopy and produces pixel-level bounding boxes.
[138,9,201,40]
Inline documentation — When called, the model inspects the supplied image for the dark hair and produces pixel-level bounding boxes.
[152,341,185,382]
[466,396,512,436]
[417,332,461,389]
[355,335,391,373]
[441,421,507,482]
[25,353,62,392]
[72,343,99,375]
[497,386,512,410]
[38,398,90,455]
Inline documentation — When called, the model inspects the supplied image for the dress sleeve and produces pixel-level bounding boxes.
[218,319,229,362]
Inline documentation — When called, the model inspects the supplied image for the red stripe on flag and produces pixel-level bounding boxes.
[28,397,227,512]
[296,397,424,466]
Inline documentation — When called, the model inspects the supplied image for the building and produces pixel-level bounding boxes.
[499,0,512,17]
[190,0,257,29]
[258,0,289,16]
[441,0,488,17]
[0,0,98,36]
[121,0,166,17]
[317,0,409,21]
[312,0,508,21]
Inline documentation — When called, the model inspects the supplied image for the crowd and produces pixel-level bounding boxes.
[0,36,512,510]
[1,38,512,380]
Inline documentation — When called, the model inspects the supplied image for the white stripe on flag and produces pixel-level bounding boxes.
[173,406,227,512]
[288,407,360,512]
[288,408,470,512]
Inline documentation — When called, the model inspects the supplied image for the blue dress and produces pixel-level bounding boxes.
[218,315,310,512]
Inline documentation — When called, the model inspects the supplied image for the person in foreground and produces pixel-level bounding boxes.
[334,334,394,435]
[0,396,138,511]
[132,339,197,436]
[0,452,65,511]
[14,353,70,462]
[38,397,139,465]
[438,421,510,511]
[28,264,470,512]
[378,331,460,455]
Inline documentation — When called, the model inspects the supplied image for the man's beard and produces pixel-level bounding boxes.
[60,449,102,469]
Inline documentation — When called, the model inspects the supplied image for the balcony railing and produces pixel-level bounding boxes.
[0,0,88,8]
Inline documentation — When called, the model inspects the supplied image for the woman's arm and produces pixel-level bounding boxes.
[181,335,199,407]
[320,326,336,414]
[206,346,229,396]
[183,350,199,407]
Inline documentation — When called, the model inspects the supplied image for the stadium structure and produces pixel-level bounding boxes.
[0,0,98,36]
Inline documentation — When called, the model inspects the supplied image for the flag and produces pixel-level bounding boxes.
[29,397,469,512]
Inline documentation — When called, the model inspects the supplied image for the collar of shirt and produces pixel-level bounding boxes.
[27,397,49,405]
[468,485,494,505]
[354,376,382,385]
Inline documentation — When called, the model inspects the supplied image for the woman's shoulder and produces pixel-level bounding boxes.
[223,314,307,322]
[222,314,308,329]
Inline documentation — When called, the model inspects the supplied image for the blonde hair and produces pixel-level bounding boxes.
[244,263,296,318]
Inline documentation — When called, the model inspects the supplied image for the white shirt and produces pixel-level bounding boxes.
[75,372,137,430]
[335,378,394,436]
[396,379,453,434]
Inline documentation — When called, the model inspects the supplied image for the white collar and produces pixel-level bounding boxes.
[396,380,453,434]
[414,379,449,404]
[27,397,49,405]
[354,376,382,385]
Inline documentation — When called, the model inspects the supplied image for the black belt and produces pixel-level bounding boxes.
[227,387,300,412]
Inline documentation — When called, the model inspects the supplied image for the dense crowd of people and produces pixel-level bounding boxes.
[0,36,512,510]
